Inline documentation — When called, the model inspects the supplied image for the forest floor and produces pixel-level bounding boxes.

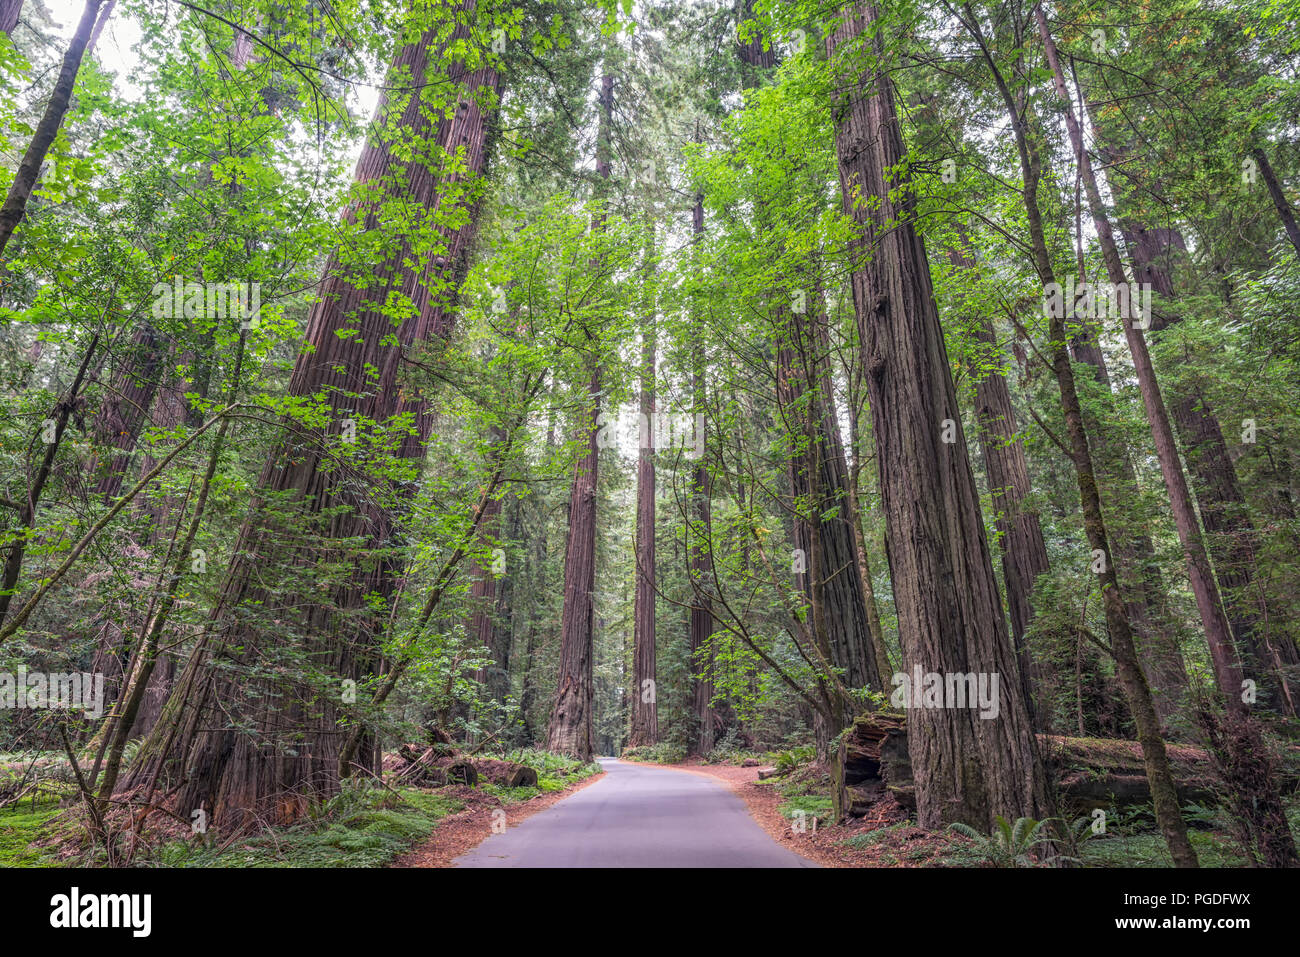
[0,748,602,867]
[4,748,1295,867]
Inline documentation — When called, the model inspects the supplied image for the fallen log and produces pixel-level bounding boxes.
[393,745,479,787]
[505,764,539,788]
[394,746,448,786]
[834,712,1299,819]
[474,759,539,788]
[444,759,478,787]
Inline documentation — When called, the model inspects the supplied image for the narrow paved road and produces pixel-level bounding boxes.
[455,758,817,867]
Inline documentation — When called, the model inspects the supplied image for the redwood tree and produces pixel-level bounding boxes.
[827,1,1049,831]
[628,232,658,748]
[546,69,614,760]
[128,4,506,824]
[956,1,1195,865]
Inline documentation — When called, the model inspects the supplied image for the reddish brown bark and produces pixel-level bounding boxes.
[777,293,884,699]
[734,0,776,84]
[628,239,658,748]
[828,1,1049,831]
[546,366,600,760]
[1127,223,1298,717]
[129,7,503,824]
[467,426,508,708]
[546,70,613,760]
[1065,316,1190,727]
[963,304,1055,726]
[394,60,502,461]
[959,2,1196,864]
[1,0,22,35]
[90,325,166,499]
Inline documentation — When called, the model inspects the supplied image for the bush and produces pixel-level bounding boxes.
[621,743,687,764]
[773,744,816,776]
[704,727,750,764]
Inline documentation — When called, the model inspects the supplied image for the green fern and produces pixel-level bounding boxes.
[946,815,1055,867]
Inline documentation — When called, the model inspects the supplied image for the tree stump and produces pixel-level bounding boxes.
[502,764,539,788]
[445,760,478,787]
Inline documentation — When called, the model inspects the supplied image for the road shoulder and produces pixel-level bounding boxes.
[391,770,606,868]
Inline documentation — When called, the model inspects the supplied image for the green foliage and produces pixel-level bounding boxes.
[0,797,62,867]
[945,816,1056,868]
[840,822,912,849]
[620,743,687,764]
[773,744,816,776]
[498,749,601,792]
[137,781,463,868]
[0,0,1298,869]
[777,793,833,821]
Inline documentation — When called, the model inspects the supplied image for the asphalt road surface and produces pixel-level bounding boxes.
[454,757,817,867]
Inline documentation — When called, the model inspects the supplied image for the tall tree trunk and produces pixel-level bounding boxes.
[628,234,658,748]
[0,0,107,259]
[1,0,22,36]
[734,0,776,83]
[996,38,1189,730]
[547,69,614,760]
[93,335,245,813]
[393,71,501,463]
[687,191,719,755]
[810,288,886,695]
[128,7,503,824]
[1251,146,1300,261]
[467,426,508,708]
[90,325,166,499]
[947,240,1054,728]
[1066,294,1190,729]
[846,335,895,688]
[973,324,1053,723]
[1035,2,1296,867]
[546,366,599,760]
[117,353,197,740]
[827,2,1049,831]
[0,334,98,626]
[776,290,885,716]
[1126,222,1298,717]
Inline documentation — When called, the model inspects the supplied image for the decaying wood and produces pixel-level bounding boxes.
[394,745,539,790]
[475,760,539,789]
[836,712,1298,818]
